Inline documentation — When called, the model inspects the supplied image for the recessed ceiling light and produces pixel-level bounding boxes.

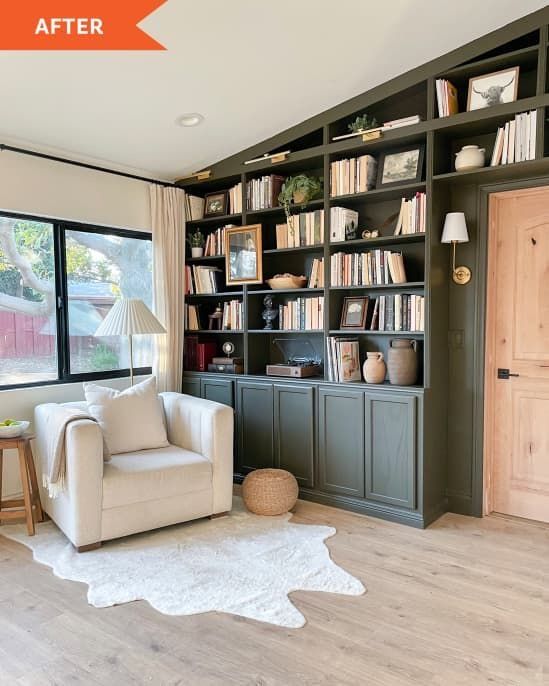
[176,113,204,127]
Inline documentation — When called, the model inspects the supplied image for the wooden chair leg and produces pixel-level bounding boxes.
[25,443,44,523]
[76,542,101,553]
[17,444,35,535]
[209,511,229,519]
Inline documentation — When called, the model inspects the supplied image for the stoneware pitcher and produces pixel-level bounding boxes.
[387,339,418,386]
[455,145,485,172]
[363,352,386,384]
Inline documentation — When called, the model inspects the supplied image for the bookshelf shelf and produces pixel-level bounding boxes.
[185,329,244,334]
[248,329,323,334]
[186,290,243,298]
[329,182,427,204]
[186,255,225,263]
[248,287,324,295]
[433,157,549,184]
[330,282,425,291]
[438,44,539,81]
[328,330,424,336]
[187,213,241,227]
[264,244,324,255]
[246,198,324,216]
[329,234,425,251]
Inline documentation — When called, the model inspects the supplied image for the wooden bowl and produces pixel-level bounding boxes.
[266,275,307,290]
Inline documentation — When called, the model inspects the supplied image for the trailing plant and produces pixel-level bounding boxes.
[278,174,323,229]
[187,229,205,249]
[348,112,378,134]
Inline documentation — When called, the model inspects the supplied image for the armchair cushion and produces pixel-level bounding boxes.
[84,377,169,455]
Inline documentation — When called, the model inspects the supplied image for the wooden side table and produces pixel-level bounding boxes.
[0,434,44,535]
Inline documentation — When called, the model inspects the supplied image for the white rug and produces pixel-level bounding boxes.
[2,498,365,628]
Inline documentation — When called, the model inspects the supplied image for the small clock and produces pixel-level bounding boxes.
[222,341,235,358]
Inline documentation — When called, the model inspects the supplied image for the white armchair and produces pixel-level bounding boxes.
[34,392,234,551]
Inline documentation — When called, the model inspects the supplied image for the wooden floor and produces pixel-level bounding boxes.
[1,500,548,686]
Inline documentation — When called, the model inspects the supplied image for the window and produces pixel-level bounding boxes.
[0,213,152,389]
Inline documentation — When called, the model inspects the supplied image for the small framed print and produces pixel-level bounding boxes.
[340,296,369,329]
[204,191,228,217]
[376,144,425,188]
[467,66,519,111]
[225,224,263,286]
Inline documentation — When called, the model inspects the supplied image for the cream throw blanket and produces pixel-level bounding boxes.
[37,404,97,498]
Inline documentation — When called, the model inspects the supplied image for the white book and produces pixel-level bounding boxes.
[508,119,516,164]
[502,123,510,165]
[491,127,503,166]
[529,110,537,160]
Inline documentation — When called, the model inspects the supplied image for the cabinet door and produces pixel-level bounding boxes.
[182,377,201,398]
[201,378,234,407]
[274,383,314,488]
[318,387,365,497]
[365,393,416,509]
[236,381,274,473]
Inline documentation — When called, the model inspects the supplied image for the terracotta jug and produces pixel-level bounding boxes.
[387,339,418,386]
[363,352,386,384]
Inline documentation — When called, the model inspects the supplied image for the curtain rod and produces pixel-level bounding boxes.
[0,143,177,188]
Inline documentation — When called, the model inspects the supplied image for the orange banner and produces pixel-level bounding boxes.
[0,0,167,50]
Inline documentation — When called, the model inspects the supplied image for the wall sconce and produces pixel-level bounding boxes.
[441,212,471,285]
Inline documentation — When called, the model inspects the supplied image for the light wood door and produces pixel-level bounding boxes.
[485,186,549,522]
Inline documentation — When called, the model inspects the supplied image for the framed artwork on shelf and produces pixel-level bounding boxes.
[340,296,370,329]
[204,191,228,217]
[467,66,519,111]
[376,144,425,188]
[225,224,263,285]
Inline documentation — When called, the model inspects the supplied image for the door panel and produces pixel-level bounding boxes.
[201,378,234,407]
[318,387,364,497]
[486,187,549,522]
[182,377,201,398]
[274,383,314,488]
[365,393,416,509]
[236,381,274,474]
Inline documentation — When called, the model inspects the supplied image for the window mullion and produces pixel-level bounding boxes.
[53,224,70,381]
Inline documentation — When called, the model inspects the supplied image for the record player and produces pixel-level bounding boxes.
[266,338,322,378]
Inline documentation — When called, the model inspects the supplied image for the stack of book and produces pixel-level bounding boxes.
[490,111,537,166]
[369,294,425,332]
[228,183,242,214]
[221,300,243,330]
[330,207,359,242]
[203,225,234,256]
[275,209,325,248]
[185,195,205,221]
[326,338,361,383]
[185,265,223,294]
[330,155,377,197]
[184,304,201,330]
[435,79,459,117]
[279,296,324,331]
[331,250,407,286]
[246,175,285,211]
[394,192,427,235]
[308,258,324,288]
[184,337,216,372]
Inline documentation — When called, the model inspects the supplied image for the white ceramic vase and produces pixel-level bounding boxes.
[455,145,485,172]
[191,247,204,258]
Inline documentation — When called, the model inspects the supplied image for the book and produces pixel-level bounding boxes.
[246,174,285,211]
[278,296,324,331]
[490,111,537,166]
[330,207,359,242]
[326,337,361,382]
[368,294,425,331]
[394,192,427,235]
[331,250,409,286]
[185,195,205,221]
[330,155,377,197]
[435,79,459,117]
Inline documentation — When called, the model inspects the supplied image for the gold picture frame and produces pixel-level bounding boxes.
[225,224,263,286]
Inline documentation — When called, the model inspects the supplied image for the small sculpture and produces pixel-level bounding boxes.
[208,304,224,330]
[262,295,278,330]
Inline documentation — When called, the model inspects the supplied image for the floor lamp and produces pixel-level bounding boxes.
[94,299,166,385]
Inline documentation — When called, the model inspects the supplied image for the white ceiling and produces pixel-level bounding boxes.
[0,0,545,181]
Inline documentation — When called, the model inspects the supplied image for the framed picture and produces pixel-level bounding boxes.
[340,296,369,329]
[467,66,519,111]
[204,191,228,217]
[376,145,425,188]
[225,224,263,285]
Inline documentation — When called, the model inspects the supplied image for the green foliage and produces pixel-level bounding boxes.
[187,230,205,248]
[348,113,378,133]
[90,344,119,371]
[278,175,323,228]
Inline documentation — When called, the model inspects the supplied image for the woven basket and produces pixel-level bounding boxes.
[242,468,299,516]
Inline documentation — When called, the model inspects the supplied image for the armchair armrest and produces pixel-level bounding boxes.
[34,404,103,547]
[160,393,234,514]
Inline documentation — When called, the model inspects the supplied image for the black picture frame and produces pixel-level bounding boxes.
[204,191,228,217]
[340,296,369,329]
[376,144,425,188]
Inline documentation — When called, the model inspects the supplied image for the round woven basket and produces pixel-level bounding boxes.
[242,468,299,516]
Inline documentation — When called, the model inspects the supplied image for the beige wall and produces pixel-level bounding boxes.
[0,151,152,497]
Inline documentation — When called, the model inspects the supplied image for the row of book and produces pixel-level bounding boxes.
[278,296,324,331]
[308,258,324,288]
[490,111,537,166]
[228,183,242,214]
[331,250,408,287]
[185,195,205,221]
[185,300,243,331]
[203,225,234,256]
[246,174,285,211]
[329,155,377,197]
[394,192,426,235]
[184,304,201,330]
[275,209,325,248]
[330,206,359,242]
[435,78,459,117]
[326,338,361,382]
[372,294,425,332]
[185,265,222,294]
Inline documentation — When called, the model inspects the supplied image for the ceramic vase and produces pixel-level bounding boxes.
[191,247,204,258]
[455,145,485,172]
[387,339,418,386]
[363,352,386,384]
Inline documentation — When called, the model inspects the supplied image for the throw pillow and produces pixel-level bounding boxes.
[84,376,169,455]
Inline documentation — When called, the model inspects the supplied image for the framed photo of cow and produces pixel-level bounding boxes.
[467,66,519,111]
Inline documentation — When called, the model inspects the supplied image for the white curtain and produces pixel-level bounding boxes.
[149,185,186,393]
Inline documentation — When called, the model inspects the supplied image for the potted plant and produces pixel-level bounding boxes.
[348,112,378,134]
[187,229,205,258]
[278,174,323,228]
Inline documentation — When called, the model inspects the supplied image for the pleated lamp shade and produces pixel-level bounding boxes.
[95,299,166,337]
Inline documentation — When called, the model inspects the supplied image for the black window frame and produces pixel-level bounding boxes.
[0,210,153,391]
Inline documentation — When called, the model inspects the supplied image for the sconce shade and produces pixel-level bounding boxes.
[441,212,469,244]
[95,299,166,337]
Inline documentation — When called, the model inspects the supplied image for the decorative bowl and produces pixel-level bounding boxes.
[0,420,30,438]
[266,275,308,290]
